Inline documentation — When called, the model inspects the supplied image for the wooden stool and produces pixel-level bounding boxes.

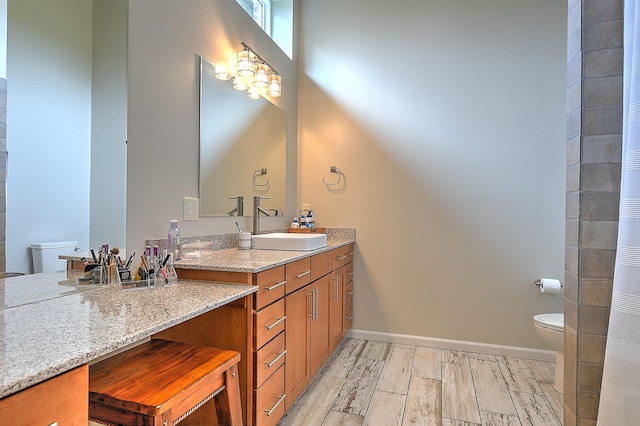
[89,339,242,426]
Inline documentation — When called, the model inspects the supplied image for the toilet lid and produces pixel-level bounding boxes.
[534,313,564,332]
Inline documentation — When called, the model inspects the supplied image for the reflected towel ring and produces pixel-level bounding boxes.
[322,166,342,186]
[253,168,270,187]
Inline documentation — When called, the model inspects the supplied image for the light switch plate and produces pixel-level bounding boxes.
[183,197,199,221]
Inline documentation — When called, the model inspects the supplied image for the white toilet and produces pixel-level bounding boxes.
[533,313,564,393]
[30,241,79,273]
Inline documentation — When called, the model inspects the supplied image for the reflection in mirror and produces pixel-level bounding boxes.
[199,56,286,216]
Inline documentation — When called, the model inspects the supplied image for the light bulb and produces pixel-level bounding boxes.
[247,85,261,99]
[237,49,255,77]
[267,74,282,97]
[214,64,231,80]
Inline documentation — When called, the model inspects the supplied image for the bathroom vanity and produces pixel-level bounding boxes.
[171,232,355,425]
[0,230,354,425]
[0,271,257,424]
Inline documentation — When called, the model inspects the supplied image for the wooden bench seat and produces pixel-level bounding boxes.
[89,339,242,425]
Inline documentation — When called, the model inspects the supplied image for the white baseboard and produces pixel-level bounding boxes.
[345,329,556,362]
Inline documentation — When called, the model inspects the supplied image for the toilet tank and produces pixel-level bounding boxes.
[30,241,79,273]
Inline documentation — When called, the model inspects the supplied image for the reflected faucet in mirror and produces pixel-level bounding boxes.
[227,196,244,216]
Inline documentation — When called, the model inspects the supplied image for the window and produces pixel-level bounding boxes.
[236,0,271,34]
[235,0,293,59]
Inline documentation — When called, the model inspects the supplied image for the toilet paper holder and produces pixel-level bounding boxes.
[535,278,563,288]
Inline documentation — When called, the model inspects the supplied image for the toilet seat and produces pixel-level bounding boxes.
[534,313,564,333]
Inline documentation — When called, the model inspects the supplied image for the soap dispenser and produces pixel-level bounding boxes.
[291,218,300,229]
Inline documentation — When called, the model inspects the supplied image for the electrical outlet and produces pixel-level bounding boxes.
[183,197,199,221]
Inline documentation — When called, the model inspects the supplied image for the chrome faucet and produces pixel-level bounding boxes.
[252,196,271,235]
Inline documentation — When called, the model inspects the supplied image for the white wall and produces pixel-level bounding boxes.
[126,0,298,255]
[90,0,127,251]
[298,0,567,349]
[0,0,6,79]
[6,0,92,273]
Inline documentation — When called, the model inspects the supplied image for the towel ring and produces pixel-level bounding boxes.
[322,166,342,186]
[253,168,270,187]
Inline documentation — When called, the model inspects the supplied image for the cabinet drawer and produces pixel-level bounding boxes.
[255,331,286,388]
[254,299,286,349]
[310,251,331,281]
[345,280,354,303]
[331,246,349,269]
[344,298,354,331]
[344,243,354,264]
[254,266,286,310]
[254,364,285,426]
[344,262,354,284]
[285,257,311,294]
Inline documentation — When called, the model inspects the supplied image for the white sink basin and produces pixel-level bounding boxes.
[251,232,327,251]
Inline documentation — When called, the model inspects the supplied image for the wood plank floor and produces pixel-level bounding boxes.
[279,338,563,426]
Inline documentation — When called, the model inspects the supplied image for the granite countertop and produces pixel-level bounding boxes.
[0,271,257,398]
[174,237,355,273]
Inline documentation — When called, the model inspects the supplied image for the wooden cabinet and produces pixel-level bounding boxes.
[344,263,354,331]
[284,286,311,409]
[254,365,285,426]
[0,365,88,425]
[329,267,345,349]
[175,242,354,425]
[309,275,332,377]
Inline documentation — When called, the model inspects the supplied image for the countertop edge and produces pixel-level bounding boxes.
[174,238,355,273]
[0,281,258,399]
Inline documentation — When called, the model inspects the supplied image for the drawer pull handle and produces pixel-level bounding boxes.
[266,280,286,291]
[294,270,311,278]
[265,394,287,416]
[337,255,347,260]
[347,290,354,296]
[349,251,354,255]
[348,314,355,320]
[266,315,286,330]
[346,271,354,276]
[266,350,287,368]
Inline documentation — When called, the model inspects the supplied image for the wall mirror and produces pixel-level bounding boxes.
[199,56,287,217]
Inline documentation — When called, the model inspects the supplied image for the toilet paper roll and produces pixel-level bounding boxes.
[539,278,562,294]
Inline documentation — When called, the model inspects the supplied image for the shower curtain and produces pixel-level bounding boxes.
[597,1,640,424]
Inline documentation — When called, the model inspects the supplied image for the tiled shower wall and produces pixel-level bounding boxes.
[0,78,5,276]
[564,0,623,424]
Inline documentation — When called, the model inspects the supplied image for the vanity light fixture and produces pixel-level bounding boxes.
[214,64,231,80]
[214,42,282,99]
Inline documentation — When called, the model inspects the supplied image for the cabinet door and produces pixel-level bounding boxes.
[0,366,88,425]
[310,278,331,377]
[284,285,311,410]
[329,268,344,350]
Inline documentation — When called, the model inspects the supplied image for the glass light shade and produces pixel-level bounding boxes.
[247,85,261,99]
[267,74,282,97]
[214,64,231,80]
[237,50,255,77]
[253,64,269,88]
[233,77,248,91]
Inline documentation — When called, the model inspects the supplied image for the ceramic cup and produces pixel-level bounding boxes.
[238,232,252,250]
